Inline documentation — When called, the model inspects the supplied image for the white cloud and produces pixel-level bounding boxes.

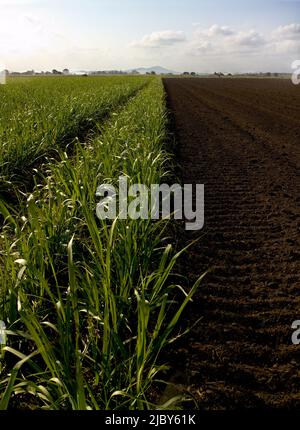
[128,23,300,72]
[189,22,300,59]
[130,30,186,48]
[273,39,300,54]
[0,12,66,55]
[272,23,300,40]
[196,24,235,38]
[170,22,300,72]
[270,23,300,54]
[232,30,265,48]
[24,14,42,28]
[191,25,266,55]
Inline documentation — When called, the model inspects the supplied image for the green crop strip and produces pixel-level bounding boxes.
[0,76,148,188]
[0,77,203,410]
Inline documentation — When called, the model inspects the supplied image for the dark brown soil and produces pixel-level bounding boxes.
[162,78,300,410]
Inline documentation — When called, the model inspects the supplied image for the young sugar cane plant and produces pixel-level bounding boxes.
[0,78,204,410]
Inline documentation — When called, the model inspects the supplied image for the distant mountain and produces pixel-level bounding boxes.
[73,66,181,75]
[128,66,180,75]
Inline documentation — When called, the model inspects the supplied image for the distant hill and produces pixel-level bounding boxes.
[72,66,181,75]
[128,66,180,75]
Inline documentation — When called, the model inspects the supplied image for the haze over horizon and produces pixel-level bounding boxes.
[1,0,300,73]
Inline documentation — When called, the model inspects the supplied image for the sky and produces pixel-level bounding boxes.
[0,0,300,73]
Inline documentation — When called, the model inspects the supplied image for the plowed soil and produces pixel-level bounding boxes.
[162,78,300,409]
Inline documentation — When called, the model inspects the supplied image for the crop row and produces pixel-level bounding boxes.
[0,78,202,410]
[0,76,148,184]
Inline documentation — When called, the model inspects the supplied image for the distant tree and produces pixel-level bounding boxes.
[150,71,156,75]
[183,72,190,75]
[52,69,62,75]
[23,70,35,75]
[190,72,196,76]
[63,68,70,75]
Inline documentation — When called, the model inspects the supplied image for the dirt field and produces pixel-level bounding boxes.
[163,78,300,409]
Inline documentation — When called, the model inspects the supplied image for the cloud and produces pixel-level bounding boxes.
[271,23,300,54]
[131,30,186,48]
[24,14,41,26]
[231,30,265,48]
[184,22,300,74]
[196,24,235,38]
[191,25,266,55]
[273,39,300,54]
[129,23,300,72]
[272,23,300,40]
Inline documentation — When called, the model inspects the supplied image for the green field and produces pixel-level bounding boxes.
[0,76,148,184]
[0,76,200,410]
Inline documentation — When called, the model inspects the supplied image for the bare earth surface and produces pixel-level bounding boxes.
[162,78,300,409]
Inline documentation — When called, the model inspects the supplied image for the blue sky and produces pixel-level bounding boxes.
[1,0,299,72]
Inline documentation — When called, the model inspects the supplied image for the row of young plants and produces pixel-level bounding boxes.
[0,78,202,409]
[0,76,148,184]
